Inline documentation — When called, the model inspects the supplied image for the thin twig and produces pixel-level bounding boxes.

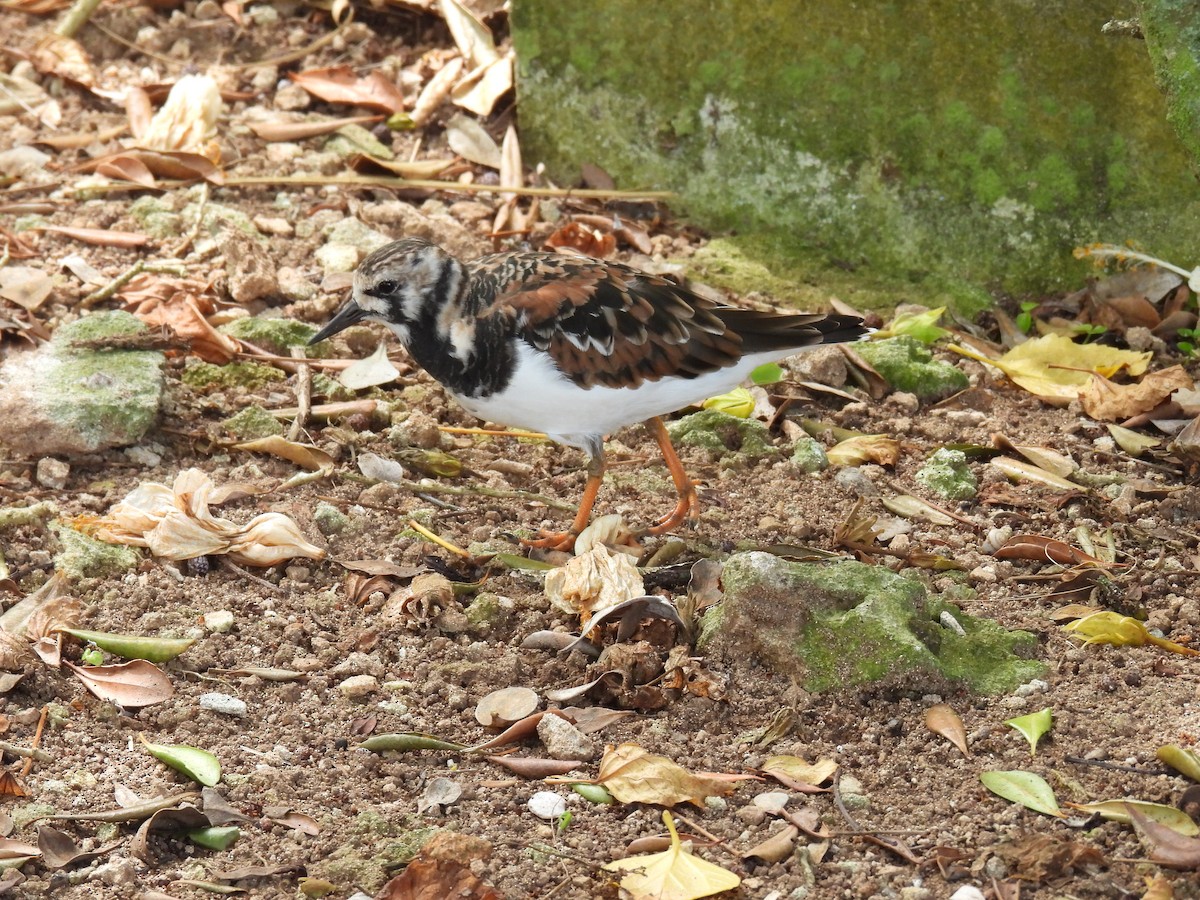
[0,740,51,763]
[221,558,285,595]
[329,477,576,512]
[406,519,470,557]
[1064,755,1168,776]
[288,346,312,442]
[79,174,676,202]
[170,182,209,257]
[55,0,102,38]
[19,706,49,777]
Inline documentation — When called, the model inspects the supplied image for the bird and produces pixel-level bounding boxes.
[309,237,870,551]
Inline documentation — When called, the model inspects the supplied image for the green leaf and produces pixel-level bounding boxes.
[701,387,754,418]
[1068,799,1199,836]
[187,826,241,850]
[1158,745,1200,781]
[80,648,104,666]
[60,628,196,663]
[980,770,1064,817]
[750,362,784,386]
[881,306,950,343]
[572,783,615,804]
[359,733,467,753]
[139,736,221,786]
[1005,707,1053,756]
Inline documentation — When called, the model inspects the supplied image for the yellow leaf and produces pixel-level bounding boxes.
[597,744,745,808]
[826,434,900,467]
[760,755,838,786]
[949,335,1151,403]
[602,811,740,900]
[1064,611,1199,656]
[701,387,754,418]
[1080,366,1194,422]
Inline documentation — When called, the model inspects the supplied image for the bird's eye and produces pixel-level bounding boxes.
[375,280,399,295]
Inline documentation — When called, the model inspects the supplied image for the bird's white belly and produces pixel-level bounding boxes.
[450,341,789,452]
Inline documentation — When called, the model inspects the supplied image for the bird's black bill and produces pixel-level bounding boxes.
[309,299,368,345]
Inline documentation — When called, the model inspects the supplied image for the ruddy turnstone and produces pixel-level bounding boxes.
[310,238,869,550]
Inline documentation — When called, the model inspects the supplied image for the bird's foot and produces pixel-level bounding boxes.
[521,529,578,553]
[644,486,700,535]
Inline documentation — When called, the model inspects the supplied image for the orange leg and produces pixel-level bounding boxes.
[644,416,700,534]
[522,454,605,552]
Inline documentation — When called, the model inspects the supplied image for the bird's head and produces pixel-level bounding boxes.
[309,238,459,346]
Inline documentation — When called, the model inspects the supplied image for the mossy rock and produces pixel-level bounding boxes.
[52,523,139,580]
[181,360,287,391]
[705,552,1042,694]
[666,409,776,460]
[220,316,321,356]
[223,405,283,439]
[854,336,968,400]
[916,448,978,500]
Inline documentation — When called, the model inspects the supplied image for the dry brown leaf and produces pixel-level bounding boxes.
[475,686,538,728]
[29,34,93,85]
[65,660,175,708]
[924,703,970,756]
[37,825,119,869]
[597,743,750,808]
[379,857,502,900]
[485,756,583,778]
[234,436,334,472]
[992,534,1116,567]
[0,770,27,798]
[409,57,463,127]
[760,755,838,790]
[743,825,799,863]
[131,294,239,364]
[0,266,54,311]
[246,114,383,142]
[1080,366,1194,422]
[289,66,407,114]
[35,226,148,248]
[92,150,224,186]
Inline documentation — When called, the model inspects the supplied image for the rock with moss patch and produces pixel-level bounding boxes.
[703,552,1041,694]
[220,316,319,355]
[853,336,968,400]
[223,405,283,439]
[667,409,776,462]
[791,436,829,473]
[916,448,977,500]
[313,501,350,536]
[182,360,287,391]
[128,195,182,238]
[52,522,139,579]
[0,312,165,455]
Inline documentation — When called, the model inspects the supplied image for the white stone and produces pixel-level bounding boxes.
[528,791,567,820]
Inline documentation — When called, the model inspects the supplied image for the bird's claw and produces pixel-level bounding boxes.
[521,530,578,553]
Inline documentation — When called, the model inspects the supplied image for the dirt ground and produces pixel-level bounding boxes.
[1,4,1198,900]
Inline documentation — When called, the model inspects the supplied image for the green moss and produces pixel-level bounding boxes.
[915,448,978,501]
[667,409,775,460]
[182,361,287,391]
[223,405,283,439]
[43,313,165,449]
[854,336,968,400]
[128,196,182,239]
[791,437,829,474]
[513,0,1200,302]
[51,523,139,579]
[220,316,319,355]
[716,553,1042,694]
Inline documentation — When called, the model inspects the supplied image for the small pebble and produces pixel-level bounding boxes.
[199,692,247,717]
[36,457,69,489]
[751,791,789,814]
[536,714,596,762]
[528,791,566,820]
[1014,678,1049,697]
[338,675,379,698]
[203,610,235,633]
[939,610,966,635]
[950,887,986,900]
